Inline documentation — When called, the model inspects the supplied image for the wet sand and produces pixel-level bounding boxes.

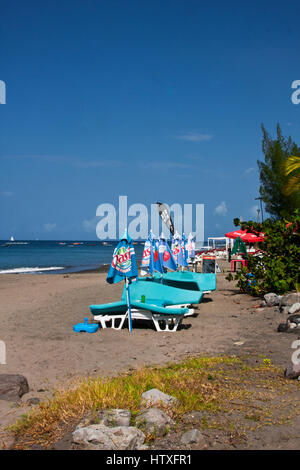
[0,264,299,444]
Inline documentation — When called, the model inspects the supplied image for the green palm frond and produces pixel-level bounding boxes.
[282,155,300,195]
[283,155,300,176]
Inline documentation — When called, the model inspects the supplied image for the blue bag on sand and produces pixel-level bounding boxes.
[73,317,99,333]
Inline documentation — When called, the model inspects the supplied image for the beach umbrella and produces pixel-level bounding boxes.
[171,231,181,264]
[177,233,189,269]
[140,231,163,276]
[150,237,164,275]
[106,229,138,332]
[186,233,195,260]
[231,236,248,257]
[159,232,177,272]
[140,231,152,275]
[225,229,264,243]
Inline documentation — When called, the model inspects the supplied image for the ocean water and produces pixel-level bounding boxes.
[0,240,145,274]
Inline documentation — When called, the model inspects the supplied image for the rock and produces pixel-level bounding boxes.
[26,397,40,406]
[72,424,145,450]
[288,303,300,315]
[180,429,207,447]
[141,388,178,407]
[183,410,207,422]
[279,293,300,308]
[0,374,29,401]
[97,409,131,427]
[284,362,300,380]
[79,409,131,428]
[280,306,290,314]
[135,408,174,437]
[264,293,280,307]
[277,322,288,332]
[288,314,300,325]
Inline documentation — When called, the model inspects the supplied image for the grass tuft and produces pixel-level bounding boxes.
[9,355,299,449]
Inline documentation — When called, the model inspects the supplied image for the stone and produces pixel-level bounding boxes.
[97,409,131,427]
[183,410,207,421]
[288,314,300,325]
[277,322,288,332]
[264,293,279,307]
[141,388,178,407]
[288,303,300,315]
[180,429,207,447]
[135,408,174,437]
[279,293,300,308]
[284,362,300,380]
[280,306,290,314]
[72,424,145,450]
[0,374,29,401]
[26,397,40,406]
[79,409,131,428]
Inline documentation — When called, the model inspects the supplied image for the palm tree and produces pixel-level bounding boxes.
[283,155,300,195]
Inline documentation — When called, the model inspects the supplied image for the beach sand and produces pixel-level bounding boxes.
[0,264,299,448]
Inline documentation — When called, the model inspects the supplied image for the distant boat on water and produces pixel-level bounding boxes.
[5,236,29,245]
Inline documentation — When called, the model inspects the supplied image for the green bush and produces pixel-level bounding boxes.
[226,211,300,296]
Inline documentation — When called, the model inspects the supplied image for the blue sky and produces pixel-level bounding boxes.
[1,0,300,240]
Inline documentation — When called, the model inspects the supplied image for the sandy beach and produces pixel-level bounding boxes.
[0,264,299,448]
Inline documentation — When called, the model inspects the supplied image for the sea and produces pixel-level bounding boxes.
[0,240,145,274]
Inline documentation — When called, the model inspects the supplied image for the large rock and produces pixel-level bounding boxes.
[0,374,29,401]
[141,388,178,407]
[135,408,174,437]
[288,303,300,315]
[284,362,300,380]
[264,293,280,307]
[180,429,207,447]
[72,424,145,450]
[280,293,300,309]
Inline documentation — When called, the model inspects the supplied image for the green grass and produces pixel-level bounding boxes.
[9,355,300,449]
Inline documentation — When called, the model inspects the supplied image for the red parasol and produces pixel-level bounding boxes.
[225,229,264,243]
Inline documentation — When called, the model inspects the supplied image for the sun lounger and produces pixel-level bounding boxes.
[139,272,216,293]
[90,280,201,332]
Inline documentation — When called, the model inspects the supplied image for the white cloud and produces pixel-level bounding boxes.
[44,223,56,232]
[174,132,213,142]
[141,161,193,170]
[244,167,256,175]
[214,201,228,216]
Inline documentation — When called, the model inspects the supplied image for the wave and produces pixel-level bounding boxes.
[0,266,65,274]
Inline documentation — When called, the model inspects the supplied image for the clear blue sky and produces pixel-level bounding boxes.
[1,0,300,240]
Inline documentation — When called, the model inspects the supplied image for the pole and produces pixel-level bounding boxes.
[125,277,132,332]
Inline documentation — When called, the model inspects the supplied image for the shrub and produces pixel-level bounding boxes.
[226,211,300,296]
